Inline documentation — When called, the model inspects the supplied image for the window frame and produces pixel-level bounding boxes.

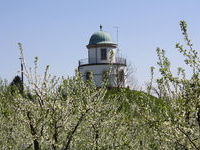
[101,48,107,60]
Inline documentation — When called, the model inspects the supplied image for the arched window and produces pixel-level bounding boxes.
[85,71,92,80]
[118,70,125,85]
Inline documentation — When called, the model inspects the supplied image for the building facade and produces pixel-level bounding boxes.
[78,26,127,87]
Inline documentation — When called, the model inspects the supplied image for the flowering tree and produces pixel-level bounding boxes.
[148,21,200,149]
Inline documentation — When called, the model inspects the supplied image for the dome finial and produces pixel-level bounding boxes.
[100,24,102,31]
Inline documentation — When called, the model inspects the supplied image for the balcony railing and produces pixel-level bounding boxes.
[79,57,126,66]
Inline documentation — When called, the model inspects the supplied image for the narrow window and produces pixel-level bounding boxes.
[101,48,107,60]
[119,70,125,85]
[86,71,92,80]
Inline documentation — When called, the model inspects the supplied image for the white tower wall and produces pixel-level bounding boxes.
[79,64,126,87]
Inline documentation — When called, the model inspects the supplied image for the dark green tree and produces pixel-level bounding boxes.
[10,75,23,94]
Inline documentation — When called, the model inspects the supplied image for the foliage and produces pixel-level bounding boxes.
[0,74,163,150]
[149,20,200,149]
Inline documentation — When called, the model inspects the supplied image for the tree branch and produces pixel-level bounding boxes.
[27,111,40,150]
[63,109,89,150]
[177,126,199,150]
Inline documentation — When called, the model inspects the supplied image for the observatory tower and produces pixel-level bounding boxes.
[78,26,127,87]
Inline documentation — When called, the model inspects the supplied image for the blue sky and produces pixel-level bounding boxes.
[0,0,200,86]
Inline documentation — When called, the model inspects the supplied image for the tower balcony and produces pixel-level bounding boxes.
[78,57,126,67]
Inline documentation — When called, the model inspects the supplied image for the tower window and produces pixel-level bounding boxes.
[86,71,92,80]
[101,49,107,60]
[118,70,125,85]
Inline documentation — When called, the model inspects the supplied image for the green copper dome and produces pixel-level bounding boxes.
[89,31,115,45]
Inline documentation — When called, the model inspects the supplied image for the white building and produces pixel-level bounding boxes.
[78,26,127,87]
